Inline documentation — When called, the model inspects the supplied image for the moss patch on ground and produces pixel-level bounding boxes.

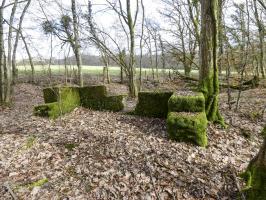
[25,136,36,149]
[26,178,48,189]
[64,143,78,151]
[168,92,205,113]
[167,112,208,147]
[134,91,173,118]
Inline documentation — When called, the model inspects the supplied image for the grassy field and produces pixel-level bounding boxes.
[17,65,201,77]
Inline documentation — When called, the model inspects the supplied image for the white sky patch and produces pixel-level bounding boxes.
[2,0,249,60]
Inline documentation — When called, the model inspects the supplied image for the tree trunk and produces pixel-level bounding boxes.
[120,66,123,83]
[254,0,265,79]
[126,0,137,97]
[7,0,17,86]
[139,0,145,89]
[218,0,224,76]
[21,33,34,83]
[184,64,191,77]
[0,0,9,104]
[4,0,17,102]
[48,34,53,78]
[12,0,31,82]
[242,127,266,200]
[199,0,223,124]
[71,0,83,86]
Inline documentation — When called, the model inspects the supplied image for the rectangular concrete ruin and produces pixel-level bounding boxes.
[34,85,125,119]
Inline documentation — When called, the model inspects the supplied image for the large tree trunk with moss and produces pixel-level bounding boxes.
[242,127,266,200]
[199,0,223,123]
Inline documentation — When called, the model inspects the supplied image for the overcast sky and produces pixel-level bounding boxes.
[4,0,245,60]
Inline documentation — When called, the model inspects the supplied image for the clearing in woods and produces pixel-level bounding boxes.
[0,81,264,199]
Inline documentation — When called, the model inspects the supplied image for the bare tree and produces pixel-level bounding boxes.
[88,0,140,97]
[0,0,29,104]
[12,0,31,82]
[160,0,199,77]
[41,0,83,86]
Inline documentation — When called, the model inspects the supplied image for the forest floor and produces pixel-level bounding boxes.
[0,80,265,200]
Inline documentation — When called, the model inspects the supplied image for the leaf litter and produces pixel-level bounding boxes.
[0,83,265,199]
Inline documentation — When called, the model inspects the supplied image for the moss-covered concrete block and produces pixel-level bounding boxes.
[43,87,80,104]
[168,92,205,113]
[103,95,125,111]
[79,85,107,102]
[82,95,125,112]
[34,102,61,119]
[167,112,208,147]
[135,91,173,118]
[34,87,80,119]
[43,87,58,103]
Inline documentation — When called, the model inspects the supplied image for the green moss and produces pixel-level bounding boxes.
[167,112,208,147]
[134,91,173,118]
[34,87,80,119]
[261,127,266,137]
[43,87,58,103]
[241,165,266,200]
[25,136,36,149]
[34,102,60,119]
[79,85,107,102]
[168,92,205,113]
[64,143,77,151]
[103,95,125,111]
[79,85,124,111]
[82,95,125,112]
[26,178,48,189]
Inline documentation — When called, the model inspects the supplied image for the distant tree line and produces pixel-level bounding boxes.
[16,53,178,69]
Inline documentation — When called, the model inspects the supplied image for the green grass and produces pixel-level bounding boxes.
[17,65,176,77]
[17,65,239,78]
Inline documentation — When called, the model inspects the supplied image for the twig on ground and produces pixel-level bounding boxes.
[3,182,18,200]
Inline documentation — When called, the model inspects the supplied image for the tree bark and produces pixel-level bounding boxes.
[71,0,83,86]
[199,0,223,124]
[21,32,34,83]
[254,0,265,79]
[0,0,7,104]
[139,0,145,89]
[243,127,266,199]
[12,0,31,82]
[7,0,17,87]
[126,0,137,97]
